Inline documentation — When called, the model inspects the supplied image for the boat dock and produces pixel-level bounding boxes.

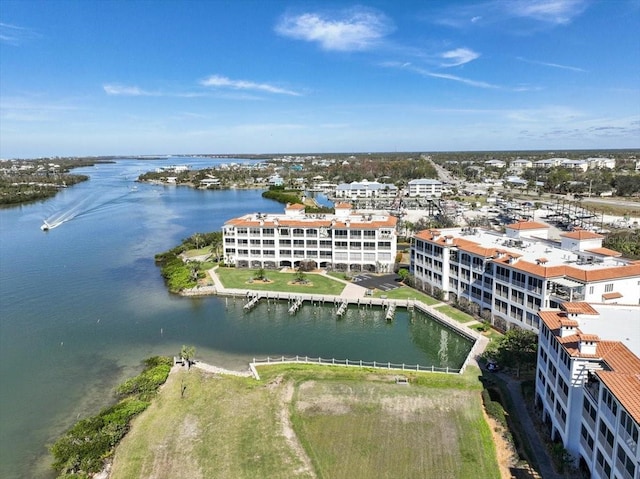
[192,267,488,374]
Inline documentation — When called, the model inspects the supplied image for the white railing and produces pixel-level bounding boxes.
[249,355,461,380]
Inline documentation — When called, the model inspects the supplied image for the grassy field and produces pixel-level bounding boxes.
[215,267,346,296]
[372,285,441,305]
[435,304,476,323]
[110,364,500,479]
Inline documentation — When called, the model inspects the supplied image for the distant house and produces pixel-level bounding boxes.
[484,159,506,168]
[561,160,589,172]
[505,176,528,187]
[585,157,616,169]
[200,178,220,188]
[512,159,533,169]
[535,158,567,168]
[268,175,284,187]
[407,179,442,198]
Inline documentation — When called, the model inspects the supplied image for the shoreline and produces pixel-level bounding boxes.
[179,267,488,374]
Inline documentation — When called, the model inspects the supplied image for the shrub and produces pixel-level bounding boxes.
[481,389,507,427]
[50,357,171,478]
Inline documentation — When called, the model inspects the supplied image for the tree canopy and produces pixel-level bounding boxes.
[485,328,538,377]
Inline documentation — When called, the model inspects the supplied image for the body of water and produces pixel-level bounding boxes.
[0,158,472,478]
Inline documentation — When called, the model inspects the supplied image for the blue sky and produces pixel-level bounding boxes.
[1,0,638,158]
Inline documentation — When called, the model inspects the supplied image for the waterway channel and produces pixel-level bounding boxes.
[0,158,472,478]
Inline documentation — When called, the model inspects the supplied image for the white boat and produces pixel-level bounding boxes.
[41,220,51,231]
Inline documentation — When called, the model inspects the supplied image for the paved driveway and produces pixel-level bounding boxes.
[351,273,402,292]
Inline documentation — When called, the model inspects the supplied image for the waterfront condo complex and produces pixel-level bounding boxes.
[223,203,398,272]
[535,303,640,479]
[410,221,640,332]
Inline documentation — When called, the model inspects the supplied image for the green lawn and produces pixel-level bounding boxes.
[215,267,346,296]
[435,304,476,323]
[373,286,440,305]
[110,365,499,479]
[183,247,212,258]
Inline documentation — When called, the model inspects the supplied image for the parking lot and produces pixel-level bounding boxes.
[351,273,402,292]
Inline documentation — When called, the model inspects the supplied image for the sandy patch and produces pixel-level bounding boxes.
[279,381,316,478]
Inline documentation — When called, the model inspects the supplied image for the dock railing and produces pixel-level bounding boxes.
[249,355,461,380]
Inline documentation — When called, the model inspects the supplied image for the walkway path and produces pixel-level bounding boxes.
[192,360,252,377]
[498,372,563,479]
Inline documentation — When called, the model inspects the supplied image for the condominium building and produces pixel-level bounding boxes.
[536,303,640,478]
[407,178,443,198]
[334,180,398,199]
[410,221,640,331]
[223,203,397,272]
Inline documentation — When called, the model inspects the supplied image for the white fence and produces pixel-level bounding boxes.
[249,355,462,380]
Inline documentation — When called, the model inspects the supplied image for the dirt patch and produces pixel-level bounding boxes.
[483,409,518,479]
[279,381,316,478]
[146,415,203,479]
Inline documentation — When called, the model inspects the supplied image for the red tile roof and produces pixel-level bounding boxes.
[585,247,622,257]
[413,229,640,282]
[561,230,604,240]
[602,292,623,300]
[596,344,640,424]
[539,308,640,423]
[506,221,549,230]
[286,203,305,210]
[560,302,599,315]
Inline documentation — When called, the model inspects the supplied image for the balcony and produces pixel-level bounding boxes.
[585,380,600,404]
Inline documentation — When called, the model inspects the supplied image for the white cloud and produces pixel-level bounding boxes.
[435,0,588,28]
[507,0,588,24]
[516,56,586,72]
[200,75,301,96]
[426,72,499,89]
[381,62,500,89]
[440,48,480,67]
[0,22,39,46]
[275,7,393,51]
[103,84,157,96]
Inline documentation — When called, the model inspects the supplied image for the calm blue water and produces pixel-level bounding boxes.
[0,158,472,478]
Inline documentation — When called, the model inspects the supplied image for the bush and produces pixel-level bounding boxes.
[116,356,172,400]
[51,398,150,476]
[50,357,171,478]
[481,389,507,427]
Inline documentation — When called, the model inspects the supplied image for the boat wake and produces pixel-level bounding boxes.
[41,189,133,231]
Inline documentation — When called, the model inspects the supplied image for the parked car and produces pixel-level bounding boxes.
[486,360,500,372]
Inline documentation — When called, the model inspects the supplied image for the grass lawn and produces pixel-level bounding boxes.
[110,365,499,479]
[435,304,476,323]
[183,247,212,258]
[470,323,504,341]
[215,267,346,296]
[372,286,440,305]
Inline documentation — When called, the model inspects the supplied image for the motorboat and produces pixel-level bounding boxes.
[41,221,51,231]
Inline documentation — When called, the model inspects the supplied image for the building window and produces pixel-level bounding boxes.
[584,397,597,422]
[589,286,594,295]
[602,388,618,416]
[617,445,636,478]
[596,450,611,477]
[604,283,613,293]
[620,410,639,447]
[599,420,615,450]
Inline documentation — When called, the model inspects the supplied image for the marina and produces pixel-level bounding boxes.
[0,158,476,479]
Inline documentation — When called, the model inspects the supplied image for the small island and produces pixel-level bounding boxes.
[0,157,114,206]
